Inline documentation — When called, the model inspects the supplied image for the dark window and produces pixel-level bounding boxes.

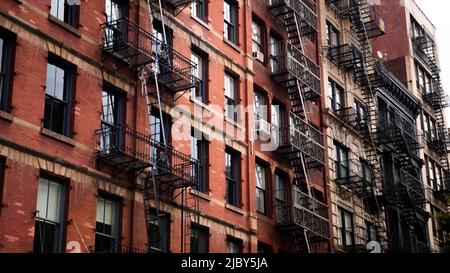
[338,207,354,247]
[275,173,288,224]
[192,0,207,21]
[225,149,240,207]
[33,174,66,253]
[326,21,340,47]
[254,87,268,128]
[100,86,125,151]
[365,221,377,244]
[255,163,267,215]
[50,0,80,27]
[257,241,273,253]
[191,129,208,192]
[355,100,368,126]
[224,0,238,44]
[150,110,171,144]
[191,49,208,103]
[148,211,170,253]
[190,224,209,253]
[426,156,436,188]
[252,16,265,60]
[95,195,121,253]
[224,72,238,121]
[269,33,282,73]
[0,31,15,112]
[44,57,75,136]
[334,142,349,180]
[329,79,344,114]
[361,160,374,192]
[226,236,242,253]
[0,157,5,218]
[105,0,126,21]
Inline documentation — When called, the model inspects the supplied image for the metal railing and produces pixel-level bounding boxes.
[328,43,363,71]
[268,0,318,32]
[276,187,330,239]
[88,244,148,253]
[96,124,198,186]
[270,41,321,98]
[399,170,426,207]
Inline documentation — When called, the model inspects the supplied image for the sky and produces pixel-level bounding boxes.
[413,0,450,125]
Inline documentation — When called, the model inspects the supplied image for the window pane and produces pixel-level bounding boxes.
[45,64,65,100]
[255,164,265,189]
[36,178,62,222]
[101,91,117,125]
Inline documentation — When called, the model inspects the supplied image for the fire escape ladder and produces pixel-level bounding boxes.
[348,0,387,250]
[139,0,200,253]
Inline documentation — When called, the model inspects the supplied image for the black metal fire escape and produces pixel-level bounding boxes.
[97,0,201,253]
[268,0,329,253]
[326,0,387,249]
[414,31,450,200]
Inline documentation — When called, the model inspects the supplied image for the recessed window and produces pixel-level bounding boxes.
[274,173,288,224]
[365,221,378,244]
[33,174,66,253]
[257,241,273,253]
[95,195,121,253]
[100,86,125,151]
[255,163,267,215]
[328,79,344,114]
[334,142,349,180]
[224,0,238,44]
[355,100,367,127]
[191,50,208,103]
[269,34,282,73]
[226,236,242,253]
[148,211,170,252]
[326,21,340,47]
[225,149,240,207]
[0,31,15,112]
[254,87,268,127]
[190,224,209,253]
[338,207,354,247]
[224,72,238,121]
[252,16,265,61]
[191,129,208,192]
[44,57,76,137]
[50,0,80,28]
[191,0,207,22]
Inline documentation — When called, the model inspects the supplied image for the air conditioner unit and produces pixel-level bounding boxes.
[253,51,265,63]
[256,119,271,139]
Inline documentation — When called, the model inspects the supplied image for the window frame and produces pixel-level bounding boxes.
[44,55,76,137]
[148,210,170,253]
[255,162,267,215]
[225,148,240,207]
[224,72,238,122]
[274,172,288,224]
[326,21,340,47]
[338,207,354,247]
[191,129,209,193]
[50,0,80,28]
[328,79,345,114]
[365,221,378,244]
[226,236,243,253]
[94,194,122,253]
[191,0,207,22]
[0,29,16,113]
[190,224,209,253]
[252,15,265,61]
[334,142,349,180]
[224,0,238,44]
[191,48,208,104]
[33,173,68,253]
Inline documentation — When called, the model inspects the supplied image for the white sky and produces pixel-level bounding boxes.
[413,0,450,125]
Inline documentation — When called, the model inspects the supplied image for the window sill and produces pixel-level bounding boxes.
[190,188,211,201]
[223,38,241,53]
[225,203,244,215]
[191,97,209,109]
[224,116,243,130]
[0,110,14,123]
[191,15,211,31]
[41,128,76,147]
[48,15,81,38]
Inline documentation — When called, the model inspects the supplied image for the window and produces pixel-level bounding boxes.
[148,211,170,252]
[361,160,374,192]
[105,0,125,22]
[225,149,240,207]
[224,0,238,44]
[152,21,173,75]
[33,174,66,253]
[423,113,436,142]
[435,164,443,191]
[150,110,171,144]
[50,0,80,27]
[0,31,15,112]
[255,163,267,215]
[191,50,207,103]
[257,241,273,253]
[191,129,208,192]
[95,195,121,253]
[254,87,268,128]
[275,173,287,224]
[252,16,264,60]
[366,221,378,243]
[44,57,75,136]
[100,86,125,151]
[224,72,237,121]
[191,0,207,21]
[338,207,354,247]
[269,34,282,73]
[334,142,349,180]
[190,224,209,253]
[329,79,344,114]
[355,100,368,128]
[226,237,242,253]
[416,63,432,95]
[326,21,340,47]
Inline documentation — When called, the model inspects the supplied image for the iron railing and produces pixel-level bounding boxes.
[276,187,330,239]
[88,244,148,253]
[377,118,421,152]
[328,43,363,72]
[267,0,318,35]
[96,124,198,186]
[399,170,426,207]
[277,112,325,166]
[270,41,321,99]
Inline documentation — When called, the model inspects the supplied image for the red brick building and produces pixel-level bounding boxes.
[0,0,329,253]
